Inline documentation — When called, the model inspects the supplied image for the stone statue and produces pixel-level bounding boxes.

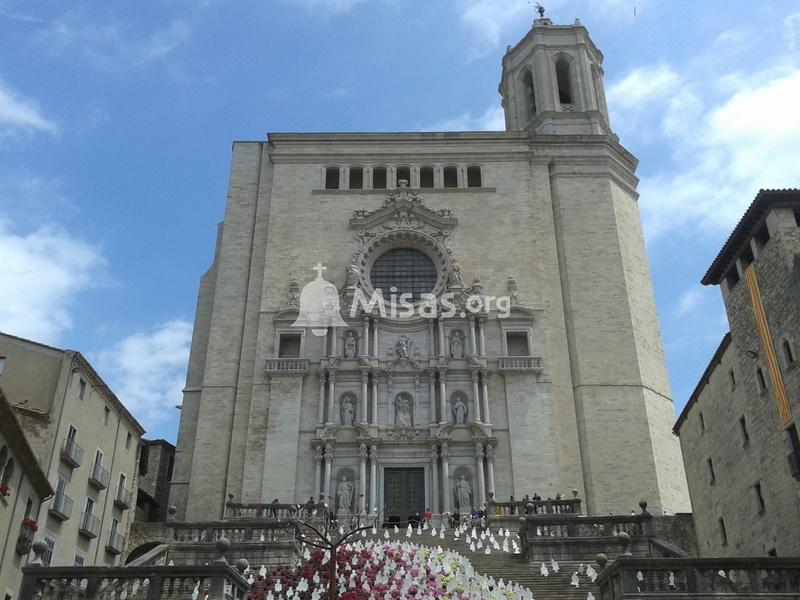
[337,477,353,512]
[344,264,359,287]
[395,395,413,427]
[449,332,464,358]
[535,2,545,17]
[455,475,472,511]
[448,263,463,287]
[344,331,357,358]
[452,396,467,425]
[395,334,410,359]
[341,397,355,425]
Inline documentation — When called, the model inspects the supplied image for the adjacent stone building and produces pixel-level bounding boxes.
[134,439,175,523]
[170,17,690,524]
[0,332,145,574]
[0,389,53,600]
[675,189,800,557]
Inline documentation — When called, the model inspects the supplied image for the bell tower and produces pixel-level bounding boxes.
[499,16,611,135]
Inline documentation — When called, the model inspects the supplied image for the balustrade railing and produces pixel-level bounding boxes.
[19,564,249,600]
[61,438,83,468]
[519,514,653,545]
[487,497,581,518]
[264,358,309,374]
[497,356,543,372]
[49,491,73,521]
[224,501,326,521]
[596,556,800,599]
[170,520,301,545]
[114,485,132,510]
[88,462,109,489]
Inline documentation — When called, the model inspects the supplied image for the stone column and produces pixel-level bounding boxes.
[318,372,326,424]
[369,444,378,515]
[428,371,437,423]
[475,443,486,508]
[485,444,496,498]
[438,369,447,424]
[430,444,439,514]
[359,444,368,513]
[478,317,486,356]
[334,327,341,357]
[322,329,329,357]
[414,375,420,425]
[362,316,370,356]
[441,443,451,513]
[480,370,491,425]
[371,376,378,425]
[313,445,323,500]
[437,319,445,356]
[427,320,435,356]
[373,320,379,358]
[360,370,369,423]
[468,317,478,355]
[470,370,481,423]
[326,371,336,424]
[323,444,333,504]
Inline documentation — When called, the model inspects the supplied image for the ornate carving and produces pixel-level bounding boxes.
[385,427,421,440]
[449,330,465,358]
[452,394,468,425]
[359,443,368,460]
[394,393,413,427]
[344,331,358,358]
[440,442,450,459]
[507,274,520,305]
[286,278,301,309]
[340,396,355,426]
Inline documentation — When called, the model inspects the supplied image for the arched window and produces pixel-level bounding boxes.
[522,69,536,118]
[372,166,387,189]
[419,166,434,188]
[783,340,795,365]
[1,457,13,487]
[396,166,411,187]
[443,166,458,188]
[349,166,364,190]
[466,166,482,188]
[555,57,573,105]
[325,166,340,190]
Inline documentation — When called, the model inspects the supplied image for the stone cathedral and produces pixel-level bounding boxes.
[169,17,691,524]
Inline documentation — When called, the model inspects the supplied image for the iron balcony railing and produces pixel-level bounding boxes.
[78,512,100,539]
[48,492,73,521]
[60,439,83,468]
[105,530,125,555]
[88,462,109,490]
[114,485,132,510]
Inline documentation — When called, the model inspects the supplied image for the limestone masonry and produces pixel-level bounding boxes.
[169,17,691,523]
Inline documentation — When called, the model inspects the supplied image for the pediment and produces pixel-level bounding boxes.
[350,186,457,233]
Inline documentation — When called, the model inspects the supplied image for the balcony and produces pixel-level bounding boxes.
[114,485,132,510]
[78,512,100,539]
[60,439,83,468]
[15,519,38,555]
[88,462,109,489]
[264,358,309,375]
[498,356,543,372]
[106,530,125,555]
[49,492,73,521]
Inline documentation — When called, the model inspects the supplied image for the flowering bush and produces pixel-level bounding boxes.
[0,483,10,497]
[21,517,38,531]
[245,539,532,600]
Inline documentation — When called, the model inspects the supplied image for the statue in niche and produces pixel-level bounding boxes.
[337,476,353,512]
[395,334,410,359]
[395,395,413,427]
[341,397,355,426]
[455,475,472,511]
[448,262,463,287]
[452,396,467,425]
[344,331,358,358]
[449,331,464,358]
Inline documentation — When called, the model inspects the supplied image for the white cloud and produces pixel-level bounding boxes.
[673,286,716,317]
[421,104,505,131]
[607,64,680,112]
[0,218,106,343]
[278,0,373,14]
[34,14,191,70]
[0,80,58,136]
[459,0,528,57]
[96,320,192,431]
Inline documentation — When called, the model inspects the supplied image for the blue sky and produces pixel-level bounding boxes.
[1,0,799,441]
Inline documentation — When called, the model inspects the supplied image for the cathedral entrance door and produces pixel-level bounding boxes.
[383,468,425,526]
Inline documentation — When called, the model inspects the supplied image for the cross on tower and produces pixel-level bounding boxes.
[312,262,327,278]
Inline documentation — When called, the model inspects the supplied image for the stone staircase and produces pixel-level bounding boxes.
[362,527,599,600]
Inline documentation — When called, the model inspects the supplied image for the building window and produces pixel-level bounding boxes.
[349,166,364,190]
[74,553,85,566]
[718,517,728,545]
[369,248,438,303]
[78,379,87,400]
[396,166,410,187]
[372,166,387,189]
[0,356,5,375]
[443,166,458,188]
[783,339,795,366]
[277,333,302,358]
[739,416,750,446]
[324,166,340,190]
[103,406,110,426]
[753,223,770,249]
[522,69,536,118]
[505,332,530,357]
[729,369,736,388]
[167,455,174,481]
[768,548,778,557]
[699,412,705,434]
[42,536,56,567]
[419,166,434,188]
[753,482,766,514]
[707,458,716,485]
[756,367,767,393]
[555,57,573,105]
[139,444,149,477]
[0,457,14,488]
[787,424,800,479]
[125,432,132,449]
[466,166,482,188]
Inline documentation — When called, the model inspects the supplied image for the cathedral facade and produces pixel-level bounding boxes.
[169,17,690,523]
